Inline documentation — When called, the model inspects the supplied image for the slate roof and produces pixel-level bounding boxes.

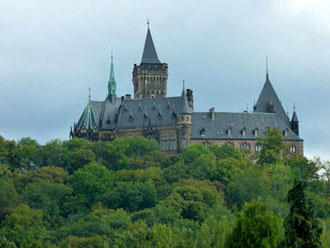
[141,28,161,64]
[180,90,191,114]
[99,97,121,130]
[117,96,184,129]
[254,74,290,125]
[191,112,302,141]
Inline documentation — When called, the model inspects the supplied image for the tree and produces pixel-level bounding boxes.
[22,180,72,218]
[0,204,48,247]
[257,127,283,165]
[283,180,322,248]
[226,201,282,248]
[15,137,40,170]
[69,148,96,172]
[58,235,109,248]
[104,182,158,212]
[14,166,68,192]
[67,163,114,207]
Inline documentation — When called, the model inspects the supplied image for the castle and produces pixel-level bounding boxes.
[70,26,303,155]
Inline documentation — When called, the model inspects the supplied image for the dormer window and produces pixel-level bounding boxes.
[253,128,259,137]
[129,115,134,122]
[172,111,177,119]
[282,128,289,137]
[200,127,205,136]
[226,127,232,136]
[106,115,110,124]
[241,127,247,136]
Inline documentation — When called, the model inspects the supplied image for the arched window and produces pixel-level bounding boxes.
[240,142,250,151]
[289,145,296,153]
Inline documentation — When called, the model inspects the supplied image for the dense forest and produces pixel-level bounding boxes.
[0,128,329,247]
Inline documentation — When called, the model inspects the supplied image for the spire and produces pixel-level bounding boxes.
[108,50,116,97]
[291,104,299,122]
[182,79,186,94]
[180,80,191,114]
[291,104,299,136]
[141,26,161,64]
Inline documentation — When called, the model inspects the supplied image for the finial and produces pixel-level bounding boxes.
[147,17,150,28]
[110,49,113,61]
[182,80,186,91]
[88,86,91,102]
[266,56,269,79]
[293,101,296,112]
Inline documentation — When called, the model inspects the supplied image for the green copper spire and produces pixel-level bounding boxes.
[108,50,116,96]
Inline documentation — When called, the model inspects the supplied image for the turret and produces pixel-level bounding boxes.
[176,81,192,151]
[291,107,299,136]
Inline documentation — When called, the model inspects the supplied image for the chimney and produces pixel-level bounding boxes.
[209,107,215,120]
[121,96,125,104]
[125,94,131,100]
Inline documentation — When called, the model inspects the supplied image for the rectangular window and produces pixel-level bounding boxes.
[170,136,177,151]
[161,136,168,151]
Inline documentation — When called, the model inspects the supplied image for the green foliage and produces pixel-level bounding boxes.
[14,166,68,192]
[104,181,158,212]
[283,180,323,248]
[58,235,109,248]
[67,163,114,207]
[0,135,328,247]
[0,204,48,247]
[22,180,72,217]
[257,127,283,165]
[226,201,282,248]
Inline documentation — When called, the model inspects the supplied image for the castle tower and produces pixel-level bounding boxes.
[133,25,168,99]
[176,81,192,151]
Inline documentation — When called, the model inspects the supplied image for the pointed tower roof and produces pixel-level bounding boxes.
[108,51,116,96]
[291,109,298,122]
[254,72,289,124]
[141,27,161,64]
[180,80,191,114]
[77,101,97,131]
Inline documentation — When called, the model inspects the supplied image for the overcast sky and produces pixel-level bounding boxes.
[1,0,330,160]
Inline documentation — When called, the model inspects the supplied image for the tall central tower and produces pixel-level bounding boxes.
[133,26,168,99]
